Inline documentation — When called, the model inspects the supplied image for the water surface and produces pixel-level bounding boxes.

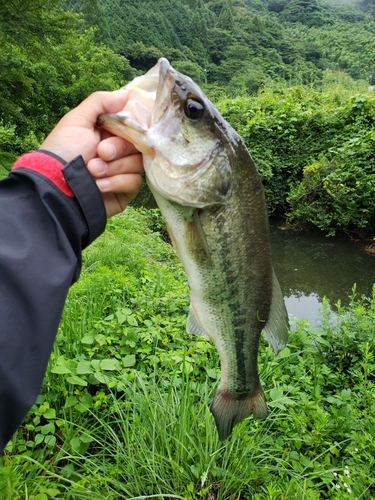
[269,220,375,325]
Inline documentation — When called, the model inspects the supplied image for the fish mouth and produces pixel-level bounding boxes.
[158,58,171,82]
[97,58,173,135]
[151,58,176,125]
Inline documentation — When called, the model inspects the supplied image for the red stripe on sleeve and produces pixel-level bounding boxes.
[12,152,74,197]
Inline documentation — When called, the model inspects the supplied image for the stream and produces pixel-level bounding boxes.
[270,219,375,326]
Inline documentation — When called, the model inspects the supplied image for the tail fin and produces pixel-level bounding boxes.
[210,387,268,441]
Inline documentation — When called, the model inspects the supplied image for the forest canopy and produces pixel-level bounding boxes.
[1,0,375,234]
[2,0,375,146]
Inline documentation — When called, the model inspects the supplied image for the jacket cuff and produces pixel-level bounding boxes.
[12,151,74,197]
[63,156,106,245]
[12,150,106,246]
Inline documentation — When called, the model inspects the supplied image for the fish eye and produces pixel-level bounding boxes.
[184,98,204,121]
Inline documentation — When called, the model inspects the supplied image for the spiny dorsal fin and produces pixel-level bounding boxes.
[263,270,289,355]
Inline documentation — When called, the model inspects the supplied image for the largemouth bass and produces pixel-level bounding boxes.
[98,59,289,440]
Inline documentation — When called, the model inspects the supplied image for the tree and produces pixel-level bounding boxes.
[0,0,78,49]
[217,0,234,30]
[281,0,330,27]
[82,0,111,46]
[207,28,235,64]
[123,42,163,71]
[172,60,206,84]
[0,1,127,151]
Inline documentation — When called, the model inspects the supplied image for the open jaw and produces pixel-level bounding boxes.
[97,58,174,153]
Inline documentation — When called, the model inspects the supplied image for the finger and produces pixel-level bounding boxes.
[102,192,132,218]
[97,136,140,162]
[96,172,143,194]
[88,154,143,178]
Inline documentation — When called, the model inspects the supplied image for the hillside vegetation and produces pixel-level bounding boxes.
[1,0,375,233]
[1,3,375,497]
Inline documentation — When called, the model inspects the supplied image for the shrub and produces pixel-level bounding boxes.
[287,130,375,235]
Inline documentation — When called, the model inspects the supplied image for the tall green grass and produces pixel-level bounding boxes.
[1,208,374,499]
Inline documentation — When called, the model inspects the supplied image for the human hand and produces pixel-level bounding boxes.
[40,91,144,217]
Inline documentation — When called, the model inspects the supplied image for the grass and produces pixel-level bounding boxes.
[1,207,375,499]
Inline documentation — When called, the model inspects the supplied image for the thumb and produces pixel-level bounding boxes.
[68,90,129,125]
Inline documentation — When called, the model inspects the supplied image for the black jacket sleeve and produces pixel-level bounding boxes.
[0,151,106,454]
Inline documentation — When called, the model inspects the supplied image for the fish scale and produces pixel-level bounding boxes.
[97,58,289,440]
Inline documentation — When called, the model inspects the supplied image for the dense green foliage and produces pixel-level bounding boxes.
[0,0,132,153]
[1,209,374,498]
[217,84,375,233]
[64,0,375,91]
[2,0,375,233]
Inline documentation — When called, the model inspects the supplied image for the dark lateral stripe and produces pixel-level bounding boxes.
[218,236,248,390]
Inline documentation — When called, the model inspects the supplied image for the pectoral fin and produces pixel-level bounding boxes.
[263,270,289,355]
[184,210,212,264]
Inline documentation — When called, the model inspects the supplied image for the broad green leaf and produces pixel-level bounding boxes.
[95,334,107,346]
[80,434,94,444]
[35,494,48,500]
[120,307,132,316]
[207,368,218,379]
[44,408,56,419]
[278,347,291,358]
[65,396,78,408]
[123,354,136,367]
[116,309,132,324]
[80,393,93,407]
[127,315,138,326]
[66,375,88,387]
[46,488,60,498]
[116,312,127,324]
[181,360,192,374]
[270,387,283,401]
[41,423,55,435]
[101,358,121,371]
[70,437,81,452]
[51,365,71,374]
[81,335,94,344]
[38,402,50,414]
[74,403,89,413]
[76,360,93,374]
[34,434,44,446]
[93,371,109,384]
[44,435,56,447]
[91,359,101,370]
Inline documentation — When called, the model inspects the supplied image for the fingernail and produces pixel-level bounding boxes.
[96,178,111,191]
[106,143,117,160]
[91,158,108,176]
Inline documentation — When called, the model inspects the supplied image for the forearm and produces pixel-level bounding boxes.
[0,151,106,453]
